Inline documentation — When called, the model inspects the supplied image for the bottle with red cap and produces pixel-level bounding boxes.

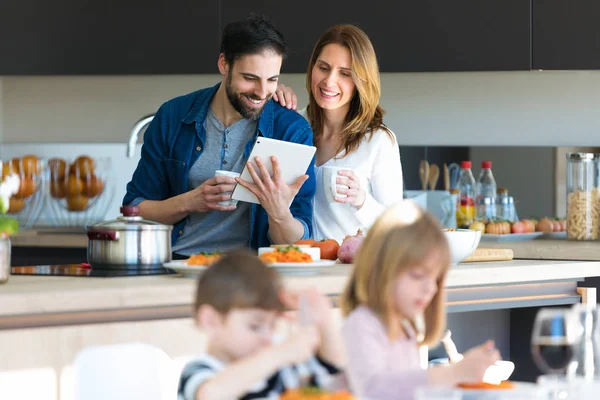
[456,161,476,229]
[476,161,497,220]
[456,161,476,228]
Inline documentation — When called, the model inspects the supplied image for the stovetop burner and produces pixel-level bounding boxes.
[11,264,176,277]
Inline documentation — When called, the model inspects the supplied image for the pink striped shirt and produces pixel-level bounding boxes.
[342,306,429,400]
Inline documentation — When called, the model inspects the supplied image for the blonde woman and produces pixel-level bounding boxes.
[341,201,499,400]
[274,25,403,243]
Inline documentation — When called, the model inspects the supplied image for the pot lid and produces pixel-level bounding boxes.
[89,206,172,231]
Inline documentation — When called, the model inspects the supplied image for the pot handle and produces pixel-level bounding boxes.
[87,230,120,241]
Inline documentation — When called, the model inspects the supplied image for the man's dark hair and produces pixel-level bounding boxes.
[220,14,287,67]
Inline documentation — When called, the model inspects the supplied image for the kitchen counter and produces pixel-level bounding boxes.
[2,259,599,330]
[2,259,599,399]
[482,238,600,261]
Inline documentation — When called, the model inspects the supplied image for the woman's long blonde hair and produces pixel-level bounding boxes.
[305,24,392,157]
[341,202,451,346]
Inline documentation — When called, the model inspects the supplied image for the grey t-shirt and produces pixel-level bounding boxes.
[172,108,256,255]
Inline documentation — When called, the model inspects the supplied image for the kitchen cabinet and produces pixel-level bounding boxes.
[222,0,531,73]
[532,0,600,70]
[2,0,530,74]
[0,0,220,74]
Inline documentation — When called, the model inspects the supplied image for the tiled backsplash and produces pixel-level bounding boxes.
[1,143,142,227]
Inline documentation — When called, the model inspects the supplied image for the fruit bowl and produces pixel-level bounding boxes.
[2,155,47,228]
[444,229,481,265]
[44,156,114,227]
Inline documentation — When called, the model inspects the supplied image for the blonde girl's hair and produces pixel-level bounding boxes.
[305,24,393,157]
[340,201,451,346]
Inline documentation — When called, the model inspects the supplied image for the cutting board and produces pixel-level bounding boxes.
[462,248,514,263]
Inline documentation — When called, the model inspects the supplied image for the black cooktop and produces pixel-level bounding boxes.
[11,264,176,277]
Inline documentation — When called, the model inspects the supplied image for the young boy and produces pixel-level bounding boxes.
[177,251,344,400]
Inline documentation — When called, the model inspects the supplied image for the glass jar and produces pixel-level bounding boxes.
[566,153,600,240]
[476,196,496,221]
[0,234,10,283]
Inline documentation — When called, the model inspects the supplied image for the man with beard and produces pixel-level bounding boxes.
[123,15,315,255]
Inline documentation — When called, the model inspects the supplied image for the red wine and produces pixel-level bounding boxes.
[532,337,574,372]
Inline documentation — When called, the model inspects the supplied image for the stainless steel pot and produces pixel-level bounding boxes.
[87,206,172,269]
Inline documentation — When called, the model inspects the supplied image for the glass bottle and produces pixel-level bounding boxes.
[456,161,476,228]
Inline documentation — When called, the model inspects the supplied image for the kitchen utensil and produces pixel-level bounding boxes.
[442,330,464,364]
[448,163,460,189]
[462,248,514,262]
[443,163,450,191]
[419,160,430,191]
[429,164,440,191]
[442,330,515,385]
[86,206,172,269]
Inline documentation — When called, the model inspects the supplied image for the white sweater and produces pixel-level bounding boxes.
[301,110,404,243]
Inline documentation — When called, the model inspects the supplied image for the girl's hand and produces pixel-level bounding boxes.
[454,340,500,384]
[334,170,366,209]
[272,84,298,110]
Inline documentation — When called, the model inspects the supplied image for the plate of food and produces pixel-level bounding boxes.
[259,245,337,276]
[163,252,221,277]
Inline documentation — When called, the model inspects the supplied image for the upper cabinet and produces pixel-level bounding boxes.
[0,1,220,75]
[532,0,600,70]
[222,0,531,73]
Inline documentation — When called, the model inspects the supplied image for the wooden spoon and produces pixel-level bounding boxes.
[429,164,440,191]
[419,160,429,191]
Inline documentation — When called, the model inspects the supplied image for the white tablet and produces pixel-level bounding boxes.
[231,137,316,204]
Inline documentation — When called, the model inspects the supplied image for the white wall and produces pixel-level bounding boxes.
[3,70,600,146]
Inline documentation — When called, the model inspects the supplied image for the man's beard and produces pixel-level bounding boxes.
[225,73,270,121]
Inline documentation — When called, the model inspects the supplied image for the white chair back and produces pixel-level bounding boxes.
[73,342,177,400]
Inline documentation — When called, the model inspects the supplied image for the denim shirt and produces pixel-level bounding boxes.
[123,83,316,250]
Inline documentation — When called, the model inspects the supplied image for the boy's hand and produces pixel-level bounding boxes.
[280,288,333,328]
[454,340,500,383]
[276,325,320,365]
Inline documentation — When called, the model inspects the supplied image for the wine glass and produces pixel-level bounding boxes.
[531,308,582,375]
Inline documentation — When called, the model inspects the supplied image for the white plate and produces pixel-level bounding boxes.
[266,260,337,276]
[163,260,208,277]
[480,232,543,242]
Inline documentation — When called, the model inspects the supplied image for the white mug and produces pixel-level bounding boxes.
[215,170,240,206]
[322,166,351,203]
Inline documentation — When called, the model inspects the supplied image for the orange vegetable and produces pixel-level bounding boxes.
[312,239,340,260]
[187,253,221,266]
[458,380,515,390]
[279,387,356,399]
[260,246,313,264]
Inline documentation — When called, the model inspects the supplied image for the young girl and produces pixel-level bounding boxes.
[340,201,499,400]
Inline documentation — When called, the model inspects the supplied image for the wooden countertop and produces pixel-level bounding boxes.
[2,259,600,326]
[481,238,600,261]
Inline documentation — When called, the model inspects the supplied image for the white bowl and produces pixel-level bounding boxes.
[444,229,482,265]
